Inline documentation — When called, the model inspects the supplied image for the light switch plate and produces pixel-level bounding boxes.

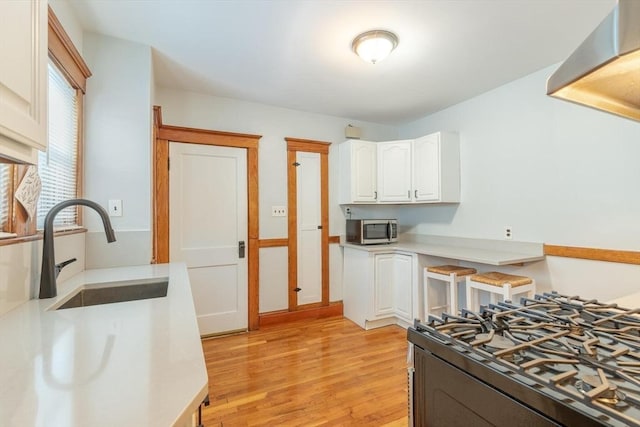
[108,199,123,217]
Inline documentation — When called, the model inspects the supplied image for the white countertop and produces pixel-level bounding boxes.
[609,291,640,309]
[341,234,545,265]
[0,263,208,427]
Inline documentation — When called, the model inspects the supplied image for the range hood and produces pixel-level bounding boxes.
[547,0,640,121]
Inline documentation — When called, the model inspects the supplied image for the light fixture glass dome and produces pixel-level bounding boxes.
[352,30,398,64]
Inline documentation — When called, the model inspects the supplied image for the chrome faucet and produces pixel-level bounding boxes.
[39,199,116,299]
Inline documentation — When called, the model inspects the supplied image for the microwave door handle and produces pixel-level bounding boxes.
[387,222,391,242]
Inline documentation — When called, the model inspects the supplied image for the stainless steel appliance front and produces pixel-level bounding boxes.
[346,219,397,245]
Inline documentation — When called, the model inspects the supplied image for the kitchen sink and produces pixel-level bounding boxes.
[53,277,169,310]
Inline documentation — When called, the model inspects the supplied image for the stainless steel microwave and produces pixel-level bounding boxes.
[346,219,398,245]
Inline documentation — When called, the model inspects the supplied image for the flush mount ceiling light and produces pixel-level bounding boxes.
[352,30,399,64]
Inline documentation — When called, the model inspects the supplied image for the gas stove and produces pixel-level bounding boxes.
[407,292,640,427]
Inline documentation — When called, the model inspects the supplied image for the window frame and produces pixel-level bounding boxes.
[0,6,90,246]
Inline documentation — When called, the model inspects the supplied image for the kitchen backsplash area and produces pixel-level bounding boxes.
[0,233,84,316]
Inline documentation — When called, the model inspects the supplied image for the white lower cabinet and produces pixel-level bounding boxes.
[392,253,413,322]
[343,247,417,329]
[373,253,396,317]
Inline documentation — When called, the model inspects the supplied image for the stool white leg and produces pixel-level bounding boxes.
[528,280,536,301]
[448,273,458,315]
[422,269,429,321]
[465,277,475,312]
[504,283,512,304]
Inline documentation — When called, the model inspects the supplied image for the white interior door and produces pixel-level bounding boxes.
[169,142,248,336]
[296,151,322,305]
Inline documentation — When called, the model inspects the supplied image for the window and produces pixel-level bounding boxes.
[0,164,11,234]
[0,6,90,243]
[37,62,80,230]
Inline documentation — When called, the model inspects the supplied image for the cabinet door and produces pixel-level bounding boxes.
[378,140,412,202]
[374,254,395,317]
[351,141,377,202]
[0,0,47,162]
[393,254,413,321]
[413,134,440,201]
[343,247,374,329]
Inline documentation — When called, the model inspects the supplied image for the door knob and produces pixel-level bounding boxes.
[238,241,245,258]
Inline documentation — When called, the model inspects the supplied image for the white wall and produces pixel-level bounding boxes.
[393,64,640,302]
[82,33,153,268]
[155,88,398,311]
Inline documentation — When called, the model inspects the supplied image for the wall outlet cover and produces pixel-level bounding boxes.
[108,199,123,217]
[271,206,287,217]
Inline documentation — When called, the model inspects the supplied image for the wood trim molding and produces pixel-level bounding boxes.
[152,106,262,330]
[259,236,339,247]
[287,149,298,310]
[258,302,343,327]
[158,125,260,149]
[544,244,640,265]
[0,228,86,247]
[48,6,91,93]
[258,238,289,248]
[320,151,329,305]
[76,90,85,226]
[285,137,330,154]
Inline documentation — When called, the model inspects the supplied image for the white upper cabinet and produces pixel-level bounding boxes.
[339,140,377,203]
[377,140,412,202]
[413,132,460,203]
[0,0,47,163]
[339,131,460,204]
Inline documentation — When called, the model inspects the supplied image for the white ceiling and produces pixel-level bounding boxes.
[68,0,616,125]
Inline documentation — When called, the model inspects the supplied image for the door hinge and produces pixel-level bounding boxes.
[294,287,302,292]
[317,225,322,229]
[292,162,300,167]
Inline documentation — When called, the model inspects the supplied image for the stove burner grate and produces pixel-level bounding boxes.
[576,373,627,407]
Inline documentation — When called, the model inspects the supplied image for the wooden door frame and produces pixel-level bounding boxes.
[286,137,330,310]
[152,106,262,330]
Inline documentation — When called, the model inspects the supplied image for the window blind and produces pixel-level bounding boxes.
[37,63,79,229]
[0,164,10,231]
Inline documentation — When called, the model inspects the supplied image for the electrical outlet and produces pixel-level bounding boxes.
[504,226,513,240]
[271,206,287,217]
[108,199,123,217]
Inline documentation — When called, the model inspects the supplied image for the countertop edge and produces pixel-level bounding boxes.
[340,239,545,266]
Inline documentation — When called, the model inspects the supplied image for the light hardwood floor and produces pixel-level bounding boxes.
[200,316,409,426]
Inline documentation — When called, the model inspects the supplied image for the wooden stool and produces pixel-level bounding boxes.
[466,271,536,311]
[422,265,477,320]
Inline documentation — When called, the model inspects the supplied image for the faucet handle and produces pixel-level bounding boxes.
[55,258,77,278]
